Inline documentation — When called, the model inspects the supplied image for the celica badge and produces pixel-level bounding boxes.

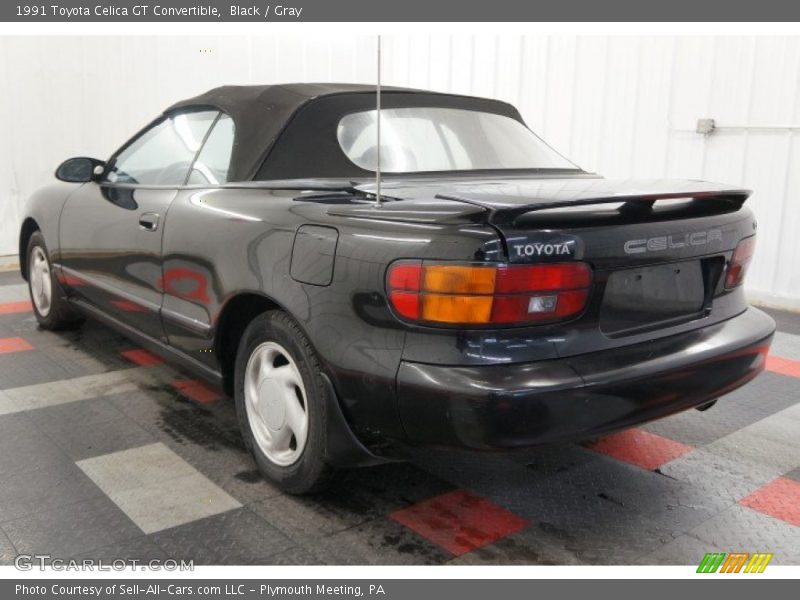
[624,229,723,254]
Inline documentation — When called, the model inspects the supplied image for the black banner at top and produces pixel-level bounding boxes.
[3,0,800,22]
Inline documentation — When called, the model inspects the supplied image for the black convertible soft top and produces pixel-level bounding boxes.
[165,83,523,182]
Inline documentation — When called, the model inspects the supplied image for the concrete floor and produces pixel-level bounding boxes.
[0,268,798,566]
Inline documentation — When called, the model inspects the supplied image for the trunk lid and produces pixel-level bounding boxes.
[348,176,755,340]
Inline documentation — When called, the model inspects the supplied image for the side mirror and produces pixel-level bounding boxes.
[55,157,105,183]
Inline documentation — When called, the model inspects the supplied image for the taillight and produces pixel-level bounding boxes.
[725,236,756,289]
[387,261,592,326]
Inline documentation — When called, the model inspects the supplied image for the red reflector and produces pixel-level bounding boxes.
[389,291,420,319]
[495,263,591,293]
[553,289,590,316]
[488,295,530,323]
[726,236,756,289]
[388,262,422,291]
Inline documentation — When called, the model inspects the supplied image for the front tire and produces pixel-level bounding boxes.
[234,310,335,494]
[26,231,83,330]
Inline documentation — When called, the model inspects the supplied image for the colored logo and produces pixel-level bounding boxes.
[697,552,773,573]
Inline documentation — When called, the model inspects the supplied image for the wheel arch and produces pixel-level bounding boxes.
[18,217,41,281]
[214,290,387,469]
[213,291,282,396]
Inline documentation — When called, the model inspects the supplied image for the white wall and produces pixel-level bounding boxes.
[0,35,378,255]
[1,35,799,308]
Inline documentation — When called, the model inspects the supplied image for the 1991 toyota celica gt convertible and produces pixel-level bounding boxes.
[20,84,775,493]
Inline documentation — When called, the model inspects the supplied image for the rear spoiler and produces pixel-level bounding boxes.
[262,178,750,227]
[434,188,752,226]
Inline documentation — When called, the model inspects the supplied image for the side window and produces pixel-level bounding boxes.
[107,110,219,186]
[187,115,235,185]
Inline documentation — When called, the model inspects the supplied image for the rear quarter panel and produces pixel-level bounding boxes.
[160,187,502,440]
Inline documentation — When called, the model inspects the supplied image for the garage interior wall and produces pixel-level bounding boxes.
[1,35,798,309]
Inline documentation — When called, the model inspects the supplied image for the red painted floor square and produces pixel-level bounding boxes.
[740,477,800,527]
[766,355,800,379]
[0,300,32,314]
[585,428,693,470]
[389,489,529,556]
[120,348,164,367]
[0,337,34,354]
[172,379,223,404]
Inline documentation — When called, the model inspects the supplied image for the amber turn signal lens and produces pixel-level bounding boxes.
[421,294,494,323]
[423,265,497,295]
[386,261,592,326]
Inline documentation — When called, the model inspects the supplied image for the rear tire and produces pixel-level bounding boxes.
[26,231,84,330]
[234,310,335,494]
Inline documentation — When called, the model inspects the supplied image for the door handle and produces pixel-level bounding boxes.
[138,212,160,232]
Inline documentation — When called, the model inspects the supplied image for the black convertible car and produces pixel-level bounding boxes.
[20,83,775,493]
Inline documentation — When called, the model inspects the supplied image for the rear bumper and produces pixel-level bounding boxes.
[395,307,776,450]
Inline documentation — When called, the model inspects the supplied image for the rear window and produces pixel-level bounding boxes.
[337,107,577,173]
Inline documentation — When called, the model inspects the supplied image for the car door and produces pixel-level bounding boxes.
[160,113,236,353]
[58,110,221,341]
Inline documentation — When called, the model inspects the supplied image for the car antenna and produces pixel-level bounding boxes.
[375,34,382,208]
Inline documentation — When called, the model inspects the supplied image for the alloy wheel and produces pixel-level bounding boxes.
[29,246,52,317]
[244,341,309,466]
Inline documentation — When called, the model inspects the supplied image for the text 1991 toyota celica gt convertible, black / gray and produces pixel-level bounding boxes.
[19,83,775,493]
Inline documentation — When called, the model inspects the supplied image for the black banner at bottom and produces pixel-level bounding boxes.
[3,579,796,600]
